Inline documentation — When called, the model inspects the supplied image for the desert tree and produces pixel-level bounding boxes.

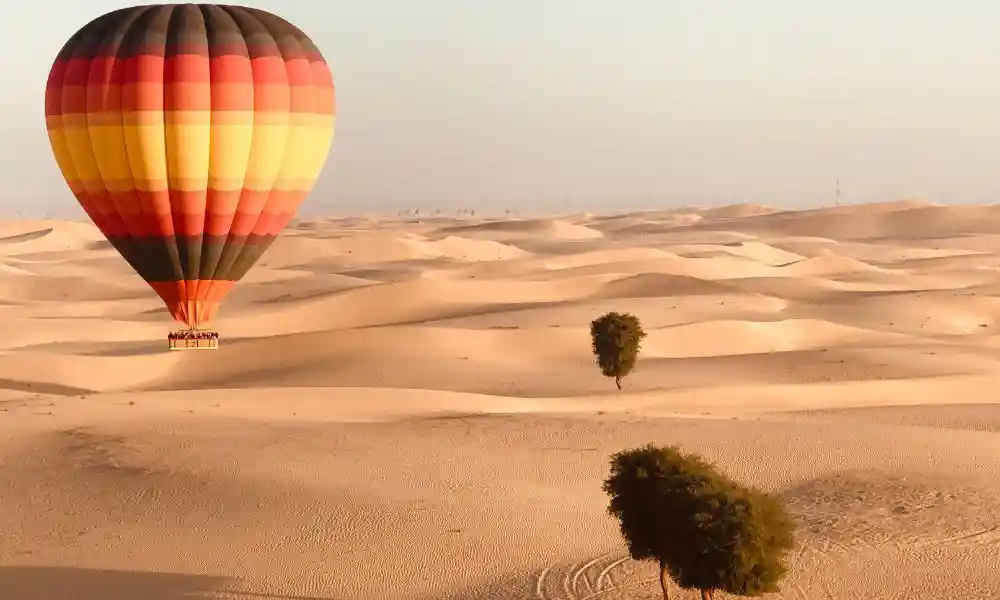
[602,444,795,600]
[589,311,646,389]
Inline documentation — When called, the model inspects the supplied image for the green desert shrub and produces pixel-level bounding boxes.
[602,444,795,600]
[589,311,646,389]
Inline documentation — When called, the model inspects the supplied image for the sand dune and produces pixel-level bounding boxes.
[690,201,1000,241]
[436,217,604,241]
[0,221,109,256]
[669,241,806,265]
[775,254,897,277]
[592,272,738,297]
[3,201,1000,600]
[696,202,780,219]
[402,234,529,261]
[0,227,54,245]
[585,213,705,234]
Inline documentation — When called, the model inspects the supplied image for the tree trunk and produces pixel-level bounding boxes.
[658,561,670,600]
[700,589,715,600]
[615,375,622,390]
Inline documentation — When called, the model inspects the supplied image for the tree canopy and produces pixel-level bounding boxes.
[590,311,646,389]
[603,444,795,599]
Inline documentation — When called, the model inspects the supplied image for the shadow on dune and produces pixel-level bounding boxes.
[0,566,226,600]
[11,340,166,358]
[0,378,94,396]
[84,240,114,251]
[0,228,54,245]
[0,566,336,600]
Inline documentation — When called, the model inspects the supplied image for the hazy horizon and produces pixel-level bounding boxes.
[5,1,1000,218]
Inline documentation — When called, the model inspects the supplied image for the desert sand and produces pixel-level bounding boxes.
[2,200,1000,599]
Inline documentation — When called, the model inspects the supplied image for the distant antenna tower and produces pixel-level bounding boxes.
[836,177,841,206]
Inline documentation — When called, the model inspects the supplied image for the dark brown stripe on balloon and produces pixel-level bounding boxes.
[106,235,183,282]
[53,4,326,60]
[202,5,251,57]
[107,235,278,283]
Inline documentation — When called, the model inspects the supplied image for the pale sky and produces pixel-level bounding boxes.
[3,1,1000,217]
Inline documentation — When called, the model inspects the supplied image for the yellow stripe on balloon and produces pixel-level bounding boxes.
[88,124,134,190]
[47,128,83,190]
[165,121,211,191]
[61,121,103,188]
[274,123,335,189]
[244,116,291,189]
[123,122,169,189]
[208,119,255,190]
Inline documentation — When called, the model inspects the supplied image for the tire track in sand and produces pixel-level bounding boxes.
[571,551,617,595]
[534,563,552,600]
[594,556,631,592]
[532,552,635,599]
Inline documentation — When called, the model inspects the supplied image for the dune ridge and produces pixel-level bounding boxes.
[2,201,1000,599]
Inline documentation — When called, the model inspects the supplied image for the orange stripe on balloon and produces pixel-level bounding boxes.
[228,190,271,235]
[50,83,330,115]
[252,212,298,236]
[150,279,235,328]
[60,84,89,115]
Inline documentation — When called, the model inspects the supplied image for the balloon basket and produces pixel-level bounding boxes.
[168,330,219,351]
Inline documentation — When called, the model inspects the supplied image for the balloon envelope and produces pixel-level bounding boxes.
[45,4,335,327]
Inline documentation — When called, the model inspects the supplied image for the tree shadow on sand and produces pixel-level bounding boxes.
[0,566,335,600]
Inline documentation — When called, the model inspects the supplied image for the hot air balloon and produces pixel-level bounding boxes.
[44,4,335,350]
